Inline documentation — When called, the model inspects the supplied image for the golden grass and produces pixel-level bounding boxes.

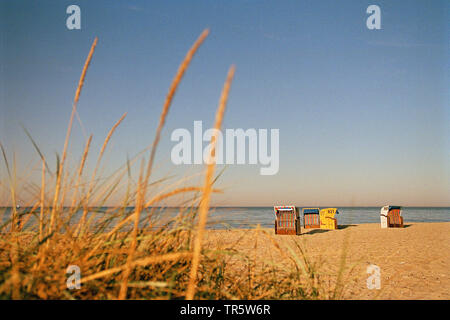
[78,112,127,237]
[50,37,98,235]
[118,29,210,300]
[39,160,45,242]
[69,134,92,213]
[0,30,352,300]
[143,28,210,196]
[186,65,236,300]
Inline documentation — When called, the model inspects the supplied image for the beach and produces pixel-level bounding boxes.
[204,222,450,299]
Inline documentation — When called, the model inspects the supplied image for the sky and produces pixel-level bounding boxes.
[0,0,449,207]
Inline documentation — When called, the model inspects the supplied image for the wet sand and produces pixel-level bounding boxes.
[204,222,450,299]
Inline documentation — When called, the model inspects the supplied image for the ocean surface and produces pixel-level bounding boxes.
[201,207,450,228]
[1,206,449,230]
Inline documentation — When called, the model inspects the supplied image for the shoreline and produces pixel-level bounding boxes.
[206,220,450,228]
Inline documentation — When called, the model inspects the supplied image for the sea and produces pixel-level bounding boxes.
[199,207,450,228]
[1,206,449,230]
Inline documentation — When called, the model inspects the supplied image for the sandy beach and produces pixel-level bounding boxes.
[204,222,450,299]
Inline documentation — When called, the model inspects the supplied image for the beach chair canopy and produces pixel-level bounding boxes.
[303,208,319,215]
[274,206,297,214]
[381,206,402,215]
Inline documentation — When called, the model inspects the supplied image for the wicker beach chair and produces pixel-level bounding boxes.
[380,206,403,228]
[274,206,301,235]
[319,208,339,230]
[303,208,321,229]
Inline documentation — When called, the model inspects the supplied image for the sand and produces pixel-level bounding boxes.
[204,222,450,299]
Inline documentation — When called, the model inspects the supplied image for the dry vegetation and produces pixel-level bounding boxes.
[0,30,350,300]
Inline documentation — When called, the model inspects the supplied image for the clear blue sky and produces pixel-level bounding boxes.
[1,0,449,206]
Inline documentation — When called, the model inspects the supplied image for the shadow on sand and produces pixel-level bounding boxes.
[302,224,357,235]
[303,229,331,235]
[338,224,357,230]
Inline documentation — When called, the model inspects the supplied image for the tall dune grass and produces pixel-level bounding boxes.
[0,30,352,300]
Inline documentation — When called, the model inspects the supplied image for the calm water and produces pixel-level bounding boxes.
[2,206,449,230]
[203,207,450,229]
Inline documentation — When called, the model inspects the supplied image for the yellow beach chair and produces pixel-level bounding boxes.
[319,208,339,230]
